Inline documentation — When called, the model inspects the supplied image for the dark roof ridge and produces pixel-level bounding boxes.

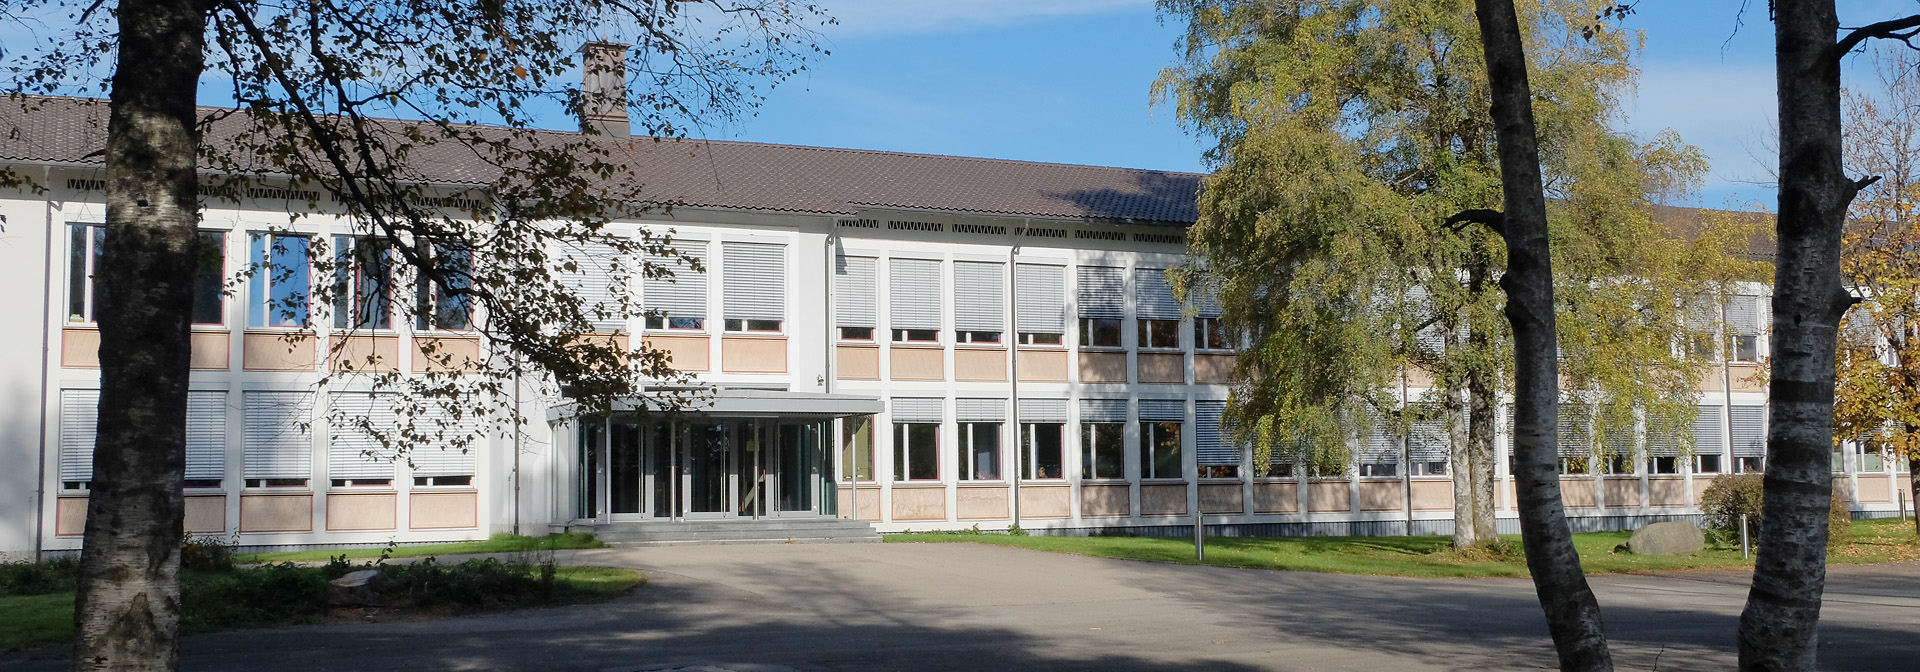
[657,135,1206,178]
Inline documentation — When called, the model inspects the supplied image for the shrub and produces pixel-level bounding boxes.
[0,556,79,596]
[180,562,329,631]
[1829,488,1853,548]
[1700,474,1765,533]
[181,534,237,572]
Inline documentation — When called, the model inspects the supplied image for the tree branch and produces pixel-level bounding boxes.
[1836,14,1920,62]
[1443,208,1505,236]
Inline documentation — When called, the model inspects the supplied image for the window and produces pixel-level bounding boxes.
[1079,318,1122,347]
[836,255,876,341]
[1267,462,1296,478]
[1359,462,1397,477]
[332,235,393,330]
[417,242,474,331]
[646,240,708,332]
[893,328,940,343]
[331,478,392,488]
[67,224,105,323]
[1194,401,1237,478]
[891,258,942,342]
[722,242,786,333]
[1138,319,1181,349]
[1647,456,1679,474]
[1194,318,1231,350]
[1020,423,1064,480]
[415,475,473,487]
[1559,455,1591,474]
[1412,461,1448,476]
[1730,334,1759,362]
[193,231,227,325]
[1081,422,1124,479]
[841,415,874,481]
[245,391,313,488]
[1016,264,1066,346]
[956,330,1002,344]
[893,423,939,481]
[1862,449,1886,472]
[1200,465,1239,479]
[330,391,397,486]
[1695,454,1722,473]
[248,232,312,328]
[959,422,1002,481]
[1140,421,1182,479]
[1604,454,1633,475]
[1736,456,1764,473]
[953,261,1004,346]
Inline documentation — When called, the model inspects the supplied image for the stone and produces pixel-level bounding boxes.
[327,569,393,607]
[1619,521,1705,555]
[329,569,384,588]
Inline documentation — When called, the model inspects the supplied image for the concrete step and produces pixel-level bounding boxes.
[592,517,882,546]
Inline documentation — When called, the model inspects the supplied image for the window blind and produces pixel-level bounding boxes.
[1080,399,1128,423]
[412,404,479,477]
[1077,266,1124,319]
[59,389,98,482]
[1557,405,1593,457]
[953,261,1005,332]
[1139,399,1185,421]
[328,391,398,480]
[186,391,227,481]
[1727,295,1762,336]
[643,240,708,321]
[1134,268,1181,320]
[1409,416,1449,462]
[1730,405,1766,457]
[1195,400,1236,466]
[1015,264,1066,333]
[889,258,943,330]
[956,398,1006,422]
[245,391,313,480]
[1017,398,1068,423]
[559,240,628,332]
[1361,415,1400,464]
[722,242,785,322]
[891,397,944,423]
[1191,274,1224,318]
[835,255,877,329]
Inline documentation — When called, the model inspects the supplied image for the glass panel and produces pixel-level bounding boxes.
[651,423,672,517]
[193,231,225,324]
[1145,421,1182,479]
[609,422,642,514]
[963,423,1001,481]
[841,416,874,481]
[577,421,603,519]
[896,423,939,481]
[1083,422,1124,479]
[779,424,815,512]
[687,423,729,513]
[739,421,761,516]
[68,224,88,322]
[1023,423,1064,479]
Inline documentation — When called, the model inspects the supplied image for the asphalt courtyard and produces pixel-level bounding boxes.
[8,543,1919,671]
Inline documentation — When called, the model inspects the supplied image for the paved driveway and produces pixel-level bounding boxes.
[8,543,1918,671]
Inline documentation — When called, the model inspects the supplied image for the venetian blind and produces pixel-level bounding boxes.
[835,255,877,329]
[1080,399,1128,423]
[245,391,313,479]
[558,240,628,332]
[891,397,944,423]
[1134,268,1180,320]
[722,242,786,322]
[1139,399,1185,421]
[953,261,1005,332]
[328,392,397,480]
[642,240,708,321]
[1730,405,1767,457]
[1195,400,1235,466]
[1076,266,1124,319]
[186,391,227,481]
[956,398,1007,422]
[1017,398,1068,423]
[1015,264,1066,334]
[412,404,480,477]
[59,389,98,482]
[889,258,943,330]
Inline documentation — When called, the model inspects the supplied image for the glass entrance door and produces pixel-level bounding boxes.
[608,422,645,519]
[683,423,732,517]
[776,423,820,515]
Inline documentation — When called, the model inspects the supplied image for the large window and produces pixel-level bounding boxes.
[890,258,942,343]
[69,226,226,325]
[1695,454,1723,473]
[953,261,1004,345]
[1081,422,1124,480]
[1016,264,1066,346]
[893,422,939,481]
[841,415,874,481]
[959,422,1002,481]
[1079,318,1122,347]
[1077,265,1124,348]
[722,242,785,333]
[249,232,312,328]
[416,241,474,331]
[1135,268,1181,350]
[1140,421,1182,479]
[332,235,393,330]
[244,391,313,488]
[1021,423,1065,480]
[835,254,876,341]
[646,240,709,332]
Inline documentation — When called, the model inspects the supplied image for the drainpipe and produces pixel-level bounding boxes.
[1401,367,1413,536]
[825,232,843,519]
[33,182,55,558]
[1009,222,1021,526]
[512,358,522,535]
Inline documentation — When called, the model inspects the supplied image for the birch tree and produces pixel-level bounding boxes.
[0,2,826,670]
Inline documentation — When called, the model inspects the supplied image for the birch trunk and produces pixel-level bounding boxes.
[1472,0,1612,668]
[73,1,207,670]
[1450,384,1477,547]
[1468,362,1500,542]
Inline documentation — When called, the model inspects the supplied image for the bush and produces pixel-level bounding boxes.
[1829,488,1853,548]
[180,562,329,631]
[1701,474,1765,533]
[0,556,79,596]
[181,534,237,572]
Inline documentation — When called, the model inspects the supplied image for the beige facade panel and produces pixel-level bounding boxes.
[1016,348,1068,382]
[326,492,397,531]
[953,348,1007,382]
[1078,352,1127,383]
[1410,480,1452,511]
[569,334,630,367]
[1016,484,1070,518]
[956,485,1010,519]
[1193,354,1234,385]
[1140,483,1187,516]
[1357,481,1402,511]
[240,493,314,532]
[1729,364,1765,392]
[410,491,478,529]
[1603,478,1640,508]
[1897,478,1913,507]
[721,336,787,373]
[61,328,99,368]
[835,345,879,380]
[410,335,483,373]
[889,346,944,381]
[1199,483,1243,514]
[55,496,87,536]
[836,486,882,521]
[243,332,317,371]
[185,495,226,534]
[331,335,400,373]
[189,331,230,370]
[644,334,710,372]
[1307,481,1351,513]
[1137,353,1185,385]
[1502,481,1517,510]
[890,486,946,521]
[1252,482,1298,513]
[1858,476,1891,503]
[1649,478,1688,507]
[1079,483,1130,517]
[1560,479,1597,508]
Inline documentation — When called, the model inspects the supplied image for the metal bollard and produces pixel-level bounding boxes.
[1900,489,1908,522]
[1740,513,1750,560]
[1194,514,1205,562]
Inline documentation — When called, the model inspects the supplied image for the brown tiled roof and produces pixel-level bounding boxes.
[1,96,1203,226]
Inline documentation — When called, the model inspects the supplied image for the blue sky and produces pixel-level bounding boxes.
[707,0,1920,210]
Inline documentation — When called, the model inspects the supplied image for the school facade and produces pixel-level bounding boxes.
[0,92,1907,557]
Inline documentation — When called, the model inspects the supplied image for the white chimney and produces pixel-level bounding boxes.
[579,41,630,138]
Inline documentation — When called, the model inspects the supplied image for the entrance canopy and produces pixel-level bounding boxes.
[548,388,883,422]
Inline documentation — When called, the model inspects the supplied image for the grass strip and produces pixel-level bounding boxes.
[236,532,603,564]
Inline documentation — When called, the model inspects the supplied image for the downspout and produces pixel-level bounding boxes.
[32,176,55,558]
[825,231,841,518]
[1009,221,1022,526]
[512,360,521,534]
[1401,367,1413,536]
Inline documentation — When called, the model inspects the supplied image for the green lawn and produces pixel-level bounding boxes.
[0,564,641,652]
[236,532,603,564]
[889,518,1920,579]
